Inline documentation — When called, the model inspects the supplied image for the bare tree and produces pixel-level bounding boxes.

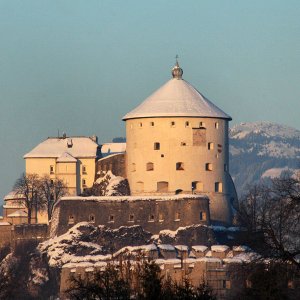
[39,175,67,221]
[237,174,300,269]
[14,173,42,224]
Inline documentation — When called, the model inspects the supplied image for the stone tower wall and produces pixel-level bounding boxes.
[125,117,233,224]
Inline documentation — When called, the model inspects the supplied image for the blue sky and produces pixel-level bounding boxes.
[0,0,299,201]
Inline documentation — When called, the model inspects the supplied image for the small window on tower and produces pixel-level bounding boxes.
[154,142,160,150]
[215,122,219,129]
[181,142,186,146]
[215,182,223,193]
[176,162,184,170]
[185,121,190,127]
[171,121,176,127]
[175,212,181,221]
[129,214,134,222]
[150,121,154,126]
[208,142,214,150]
[108,215,115,223]
[199,122,206,128]
[82,179,86,187]
[146,162,154,171]
[206,163,213,171]
[139,122,143,128]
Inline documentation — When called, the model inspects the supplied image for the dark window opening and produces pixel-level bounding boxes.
[176,162,184,170]
[154,142,160,150]
[175,189,183,195]
[146,162,154,171]
[89,214,95,223]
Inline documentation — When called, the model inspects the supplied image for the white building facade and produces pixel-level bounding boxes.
[123,62,237,225]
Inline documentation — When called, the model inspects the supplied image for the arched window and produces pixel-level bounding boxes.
[215,122,219,129]
[175,212,181,221]
[185,121,190,127]
[146,162,154,171]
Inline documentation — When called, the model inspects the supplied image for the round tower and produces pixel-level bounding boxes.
[122,61,237,225]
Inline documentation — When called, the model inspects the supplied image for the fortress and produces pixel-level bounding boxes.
[1,60,238,238]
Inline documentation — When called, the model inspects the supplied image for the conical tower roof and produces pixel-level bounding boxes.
[123,62,231,121]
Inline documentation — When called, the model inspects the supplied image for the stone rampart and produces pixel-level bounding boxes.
[50,195,210,237]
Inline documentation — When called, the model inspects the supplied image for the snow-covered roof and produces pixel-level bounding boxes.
[0,221,11,226]
[4,191,25,201]
[101,143,126,156]
[158,244,175,251]
[24,136,99,158]
[232,245,251,252]
[211,245,230,252]
[192,246,208,252]
[7,210,28,217]
[56,152,77,163]
[123,78,231,120]
[175,245,189,251]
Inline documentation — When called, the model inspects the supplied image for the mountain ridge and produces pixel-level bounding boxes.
[229,121,300,196]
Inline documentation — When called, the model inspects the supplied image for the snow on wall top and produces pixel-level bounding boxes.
[60,194,207,203]
[123,78,231,120]
[24,136,99,158]
[101,143,126,156]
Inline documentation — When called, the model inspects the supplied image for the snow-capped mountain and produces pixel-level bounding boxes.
[229,122,300,196]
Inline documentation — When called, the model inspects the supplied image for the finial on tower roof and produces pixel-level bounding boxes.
[172,55,183,79]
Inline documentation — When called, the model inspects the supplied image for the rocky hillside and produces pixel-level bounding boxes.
[229,121,300,196]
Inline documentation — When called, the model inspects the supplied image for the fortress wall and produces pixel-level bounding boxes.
[0,224,12,247]
[11,224,49,248]
[51,196,210,237]
[96,153,126,178]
